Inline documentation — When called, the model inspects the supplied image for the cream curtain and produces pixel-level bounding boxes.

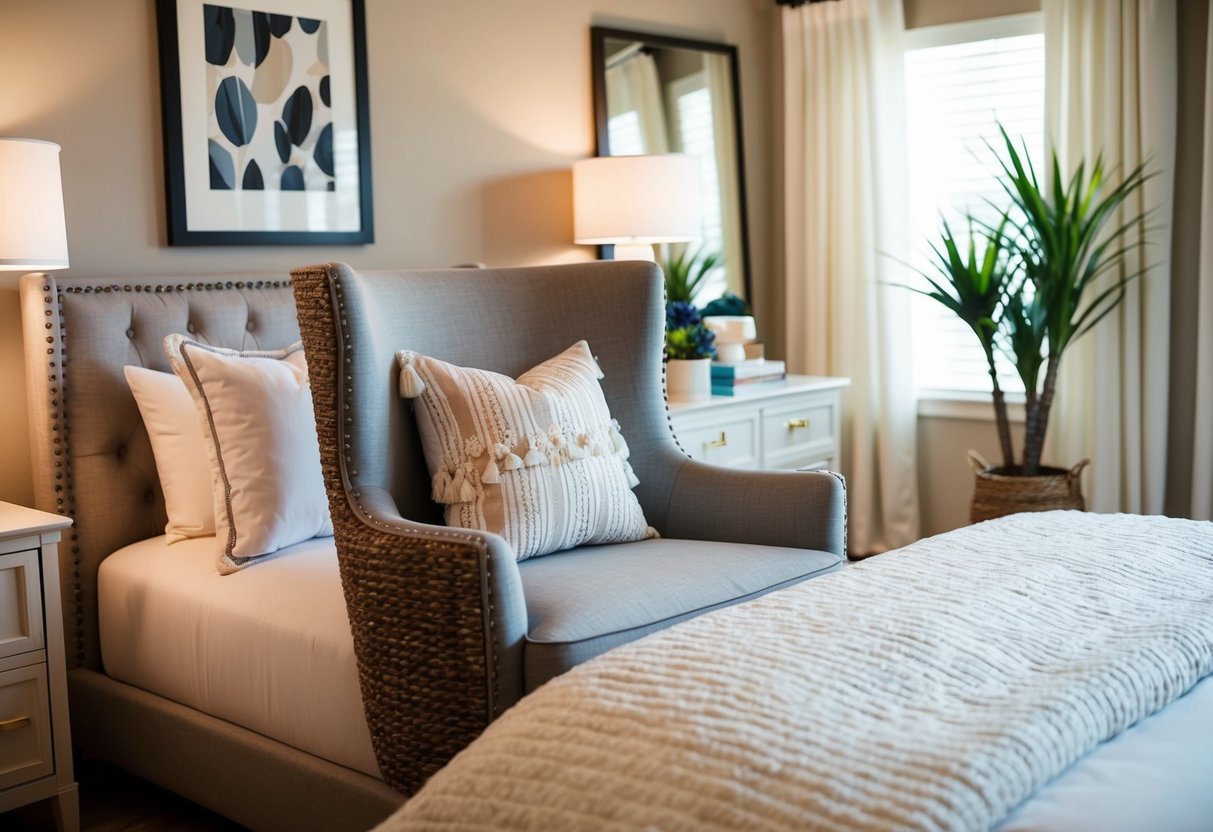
[605,51,669,155]
[1192,7,1213,520]
[1044,0,1177,515]
[704,52,744,295]
[782,0,919,555]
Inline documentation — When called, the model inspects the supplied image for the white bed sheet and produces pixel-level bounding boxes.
[98,534,380,778]
[997,673,1213,831]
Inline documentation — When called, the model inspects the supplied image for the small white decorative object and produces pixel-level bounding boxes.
[704,316,757,364]
[667,358,712,402]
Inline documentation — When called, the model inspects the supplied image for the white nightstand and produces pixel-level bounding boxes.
[0,503,77,831]
[668,375,850,471]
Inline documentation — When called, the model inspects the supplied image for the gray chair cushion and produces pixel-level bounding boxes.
[520,539,842,690]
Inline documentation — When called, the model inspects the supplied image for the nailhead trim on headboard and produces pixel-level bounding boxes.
[41,283,83,664]
[60,279,291,295]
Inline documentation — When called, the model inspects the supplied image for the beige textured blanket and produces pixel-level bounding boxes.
[379,512,1213,831]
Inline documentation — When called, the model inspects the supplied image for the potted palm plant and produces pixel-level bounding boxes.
[914,128,1151,522]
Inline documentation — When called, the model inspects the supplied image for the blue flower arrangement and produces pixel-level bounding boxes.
[665,300,716,361]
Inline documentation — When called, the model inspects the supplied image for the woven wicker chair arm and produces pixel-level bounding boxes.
[328,484,528,794]
[662,461,848,556]
[352,485,510,551]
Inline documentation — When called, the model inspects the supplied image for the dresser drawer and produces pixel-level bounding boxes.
[762,398,836,458]
[0,550,44,661]
[0,663,54,790]
[672,413,759,468]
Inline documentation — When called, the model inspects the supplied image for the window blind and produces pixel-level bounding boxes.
[904,22,1045,395]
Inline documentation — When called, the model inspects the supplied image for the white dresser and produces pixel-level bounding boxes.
[667,375,850,471]
[0,503,76,831]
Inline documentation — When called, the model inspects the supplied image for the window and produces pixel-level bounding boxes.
[904,14,1044,396]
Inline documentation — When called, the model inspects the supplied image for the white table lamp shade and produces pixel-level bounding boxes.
[0,138,69,271]
[573,154,701,245]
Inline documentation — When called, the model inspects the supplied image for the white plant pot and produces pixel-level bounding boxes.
[667,357,712,402]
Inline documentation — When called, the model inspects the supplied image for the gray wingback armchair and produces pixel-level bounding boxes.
[291,260,846,794]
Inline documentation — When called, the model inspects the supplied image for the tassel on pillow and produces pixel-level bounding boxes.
[397,352,426,398]
[623,461,640,489]
[608,420,630,459]
[447,467,466,503]
[456,464,478,503]
[547,429,566,466]
[482,455,501,485]
[590,432,610,457]
[566,434,587,461]
[495,442,524,472]
[432,468,452,503]
[523,434,549,467]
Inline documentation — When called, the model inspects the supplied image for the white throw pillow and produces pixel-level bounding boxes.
[164,336,332,574]
[398,340,656,560]
[124,366,216,543]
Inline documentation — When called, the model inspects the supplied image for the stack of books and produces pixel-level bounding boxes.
[711,359,787,396]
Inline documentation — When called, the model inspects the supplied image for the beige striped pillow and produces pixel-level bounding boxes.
[397,341,656,560]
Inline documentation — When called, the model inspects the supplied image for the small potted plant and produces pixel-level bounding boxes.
[661,246,721,400]
[665,300,716,401]
[912,127,1151,521]
[664,246,758,362]
[663,245,722,306]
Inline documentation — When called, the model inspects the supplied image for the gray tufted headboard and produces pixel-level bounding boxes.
[20,272,301,671]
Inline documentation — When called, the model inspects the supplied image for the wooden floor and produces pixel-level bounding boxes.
[5,760,245,832]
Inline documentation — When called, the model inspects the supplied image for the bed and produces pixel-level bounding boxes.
[97,534,377,778]
[20,273,403,832]
[378,509,1213,831]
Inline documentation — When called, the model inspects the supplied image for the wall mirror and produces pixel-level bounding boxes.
[591,26,752,306]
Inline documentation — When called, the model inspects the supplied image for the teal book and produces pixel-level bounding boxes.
[711,359,786,380]
[711,374,786,396]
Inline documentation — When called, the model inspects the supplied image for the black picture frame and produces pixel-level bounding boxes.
[156,0,373,245]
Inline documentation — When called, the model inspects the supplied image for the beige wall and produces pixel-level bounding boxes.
[0,0,777,507]
[903,0,1041,29]
[917,410,1025,535]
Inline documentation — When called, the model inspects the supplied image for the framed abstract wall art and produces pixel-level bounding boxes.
[156,0,373,244]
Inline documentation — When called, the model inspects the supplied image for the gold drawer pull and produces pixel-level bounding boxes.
[787,418,810,430]
[0,715,31,732]
[706,432,728,448]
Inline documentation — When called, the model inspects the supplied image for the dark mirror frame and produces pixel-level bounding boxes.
[590,26,753,302]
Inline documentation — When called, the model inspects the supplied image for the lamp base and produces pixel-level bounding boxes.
[612,243,657,262]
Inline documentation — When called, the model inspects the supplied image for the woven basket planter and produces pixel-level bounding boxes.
[968,450,1089,523]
